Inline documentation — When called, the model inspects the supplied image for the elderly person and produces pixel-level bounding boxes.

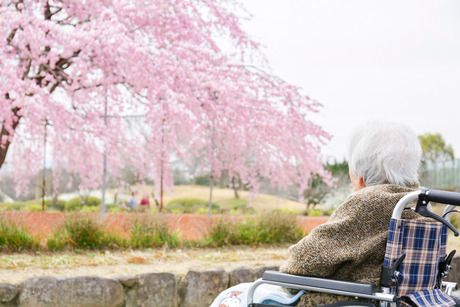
[212,122,426,307]
[281,122,422,306]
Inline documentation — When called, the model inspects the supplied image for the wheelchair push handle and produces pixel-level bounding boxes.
[392,189,460,236]
[416,189,460,236]
[424,189,460,206]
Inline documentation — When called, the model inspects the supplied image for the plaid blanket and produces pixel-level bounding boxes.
[383,218,455,306]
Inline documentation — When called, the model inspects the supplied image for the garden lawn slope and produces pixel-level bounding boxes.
[56,185,307,213]
[161,185,305,212]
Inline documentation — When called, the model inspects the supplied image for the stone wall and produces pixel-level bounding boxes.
[1,258,459,307]
[0,265,279,307]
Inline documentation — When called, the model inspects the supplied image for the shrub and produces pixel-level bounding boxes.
[217,198,248,209]
[0,203,23,211]
[256,212,304,244]
[1,200,65,212]
[166,198,220,214]
[47,232,68,251]
[195,206,221,214]
[65,196,101,212]
[325,208,335,216]
[26,204,43,212]
[272,208,300,215]
[107,204,122,213]
[233,222,258,245]
[83,196,101,207]
[65,198,83,212]
[62,218,104,249]
[0,219,38,252]
[194,175,210,186]
[102,234,128,249]
[47,218,125,250]
[206,219,235,247]
[129,218,179,248]
[46,199,66,211]
[79,206,99,213]
[206,212,304,247]
[216,198,255,214]
[304,208,334,217]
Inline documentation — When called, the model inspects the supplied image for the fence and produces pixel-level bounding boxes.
[421,159,460,190]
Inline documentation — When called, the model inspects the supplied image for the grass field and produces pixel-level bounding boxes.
[100,184,306,213]
[1,185,307,214]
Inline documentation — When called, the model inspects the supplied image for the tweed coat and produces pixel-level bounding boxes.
[280,184,420,306]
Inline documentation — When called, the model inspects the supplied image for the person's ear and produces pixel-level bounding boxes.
[358,176,366,188]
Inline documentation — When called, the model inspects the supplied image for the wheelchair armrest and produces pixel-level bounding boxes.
[261,271,374,295]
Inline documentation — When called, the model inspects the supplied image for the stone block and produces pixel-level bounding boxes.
[124,273,176,307]
[0,283,19,306]
[19,276,124,307]
[179,270,229,307]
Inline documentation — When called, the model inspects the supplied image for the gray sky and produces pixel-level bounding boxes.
[243,0,460,160]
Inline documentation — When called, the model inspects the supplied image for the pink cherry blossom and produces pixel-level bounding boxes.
[0,0,330,207]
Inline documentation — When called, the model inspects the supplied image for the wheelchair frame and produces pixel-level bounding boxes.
[246,189,460,307]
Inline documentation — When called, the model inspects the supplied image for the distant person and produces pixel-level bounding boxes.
[125,191,138,211]
[140,194,150,211]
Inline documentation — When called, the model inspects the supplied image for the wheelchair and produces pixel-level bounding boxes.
[247,189,460,307]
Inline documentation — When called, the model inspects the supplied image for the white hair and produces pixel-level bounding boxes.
[347,122,422,187]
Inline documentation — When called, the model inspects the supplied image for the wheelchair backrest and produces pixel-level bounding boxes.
[383,218,447,295]
[381,189,460,306]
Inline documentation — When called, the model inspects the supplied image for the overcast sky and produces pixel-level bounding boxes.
[243,0,460,160]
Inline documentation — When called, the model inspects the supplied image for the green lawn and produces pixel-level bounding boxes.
[129,184,305,213]
[0,185,306,214]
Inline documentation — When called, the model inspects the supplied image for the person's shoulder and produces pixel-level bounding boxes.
[335,184,417,215]
[353,184,416,199]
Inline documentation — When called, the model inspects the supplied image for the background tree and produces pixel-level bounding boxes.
[303,160,349,210]
[418,133,457,189]
[1,0,329,214]
[303,174,328,210]
[418,133,455,163]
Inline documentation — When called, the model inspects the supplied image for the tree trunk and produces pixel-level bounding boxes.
[99,151,108,220]
[208,174,214,216]
[159,163,164,212]
[231,177,240,199]
[0,106,22,169]
[52,194,58,208]
[99,94,109,221]
[159,133,165,212]
[41,123,47,211]
[158,112,166,213]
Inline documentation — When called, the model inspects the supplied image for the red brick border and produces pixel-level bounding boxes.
[0,212,328,241]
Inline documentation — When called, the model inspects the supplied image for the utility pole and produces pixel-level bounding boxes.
[159,111,166,212]
[97,96,147,219]
[208,90,218,217]
[99,92,108,221]
[208,131,215,217]
[41,121,48,211]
